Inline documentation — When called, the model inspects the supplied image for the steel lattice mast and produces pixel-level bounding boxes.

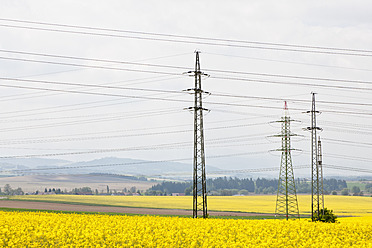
[187,51,208,218]
[317,136,324,214]
[306,93,323,221]
[275,101,300,220]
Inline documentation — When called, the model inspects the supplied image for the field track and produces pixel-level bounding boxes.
[0,200,272,217]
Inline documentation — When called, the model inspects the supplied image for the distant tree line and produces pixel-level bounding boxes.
[366,183,372,193]
[146,181,191,195]
[296,178,347,194]
[0,184,24,195]
[38,185,142,195]
[38,187,92,195]
[89,173,148,181]
[338,183,372,196]
[146,177,349,196]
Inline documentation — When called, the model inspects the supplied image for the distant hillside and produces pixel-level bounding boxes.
[0,158,70,168]
[0,157,221,178]
[0,173,158,193]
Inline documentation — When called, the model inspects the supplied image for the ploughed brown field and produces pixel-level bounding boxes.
[0,200,272,217]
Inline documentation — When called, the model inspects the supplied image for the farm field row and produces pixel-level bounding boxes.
[8,194,372,217]
[1,211,371,247]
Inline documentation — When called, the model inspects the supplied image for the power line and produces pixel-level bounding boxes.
[0,141,192,159]
[3,49,372,88]
[205,52,372,73]
[302,149,372,163]
[323,164,372,174]
[0,74,181,104]
[1,79,372,119]
[0,49,190,72]
[0,77,184,95]
[0,124,269,148]
[3,159,371,175]
[0,110,182,133]
[322,138,372,147]
[0,151,270,173]
[326,126,372,136]
[1,19,372,56]
[210,75,372,93]
[0,113,272,144]
[0,82,189,105]
[211,92,372,108]
[0,56,177,75]
[2,54,372,95]
[2,75,372,109]
[0,91,179,119]
[0,107,180,123]
[2,18,371,53]
[3,55,372,93]
[2,135,371,163]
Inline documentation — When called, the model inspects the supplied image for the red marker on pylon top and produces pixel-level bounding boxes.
[284,101,289,116]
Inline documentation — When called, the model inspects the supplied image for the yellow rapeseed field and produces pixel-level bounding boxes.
[0,211,371,247]
[10,194,372,216]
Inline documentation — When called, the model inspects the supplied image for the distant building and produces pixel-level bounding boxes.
[171,193,185,196]
[37,192,56,195]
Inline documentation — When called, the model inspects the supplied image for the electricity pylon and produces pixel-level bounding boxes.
[274,101,300,220]
[318,136,324,214]
[186,51,208,218]
[306,93,323,221]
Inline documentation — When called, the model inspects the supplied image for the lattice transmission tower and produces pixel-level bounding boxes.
[305,92,323,221]
[318,136,324,213]
[275,101,300,220]
[186,51,209,218]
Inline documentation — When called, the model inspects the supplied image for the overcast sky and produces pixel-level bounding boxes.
[0,1,371,178]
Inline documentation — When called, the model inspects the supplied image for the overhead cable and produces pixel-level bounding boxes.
[1,19,372,56]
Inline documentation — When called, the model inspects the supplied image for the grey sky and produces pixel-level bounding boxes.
[0,1,371,177]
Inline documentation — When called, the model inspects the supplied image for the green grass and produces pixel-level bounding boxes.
[0,207,137,216]
[3,197,189,210]
[2,198,307,219]
[0,207,285,219]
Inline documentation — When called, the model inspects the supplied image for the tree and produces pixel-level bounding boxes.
[341,188,349,196]
[184,186,192,196]
[314,208,337,223]
[4,184,12,195]
[81,187,93,193]
[238,189,249,195]
[351,186,361,195]
[13,187,24,195]
[130,186,137,193]
[365,183,372,193]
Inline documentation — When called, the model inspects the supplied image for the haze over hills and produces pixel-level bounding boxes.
[0,157,222,178]
[1,153,370,179]
[0,157,225,192]
[0,156,367,180]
